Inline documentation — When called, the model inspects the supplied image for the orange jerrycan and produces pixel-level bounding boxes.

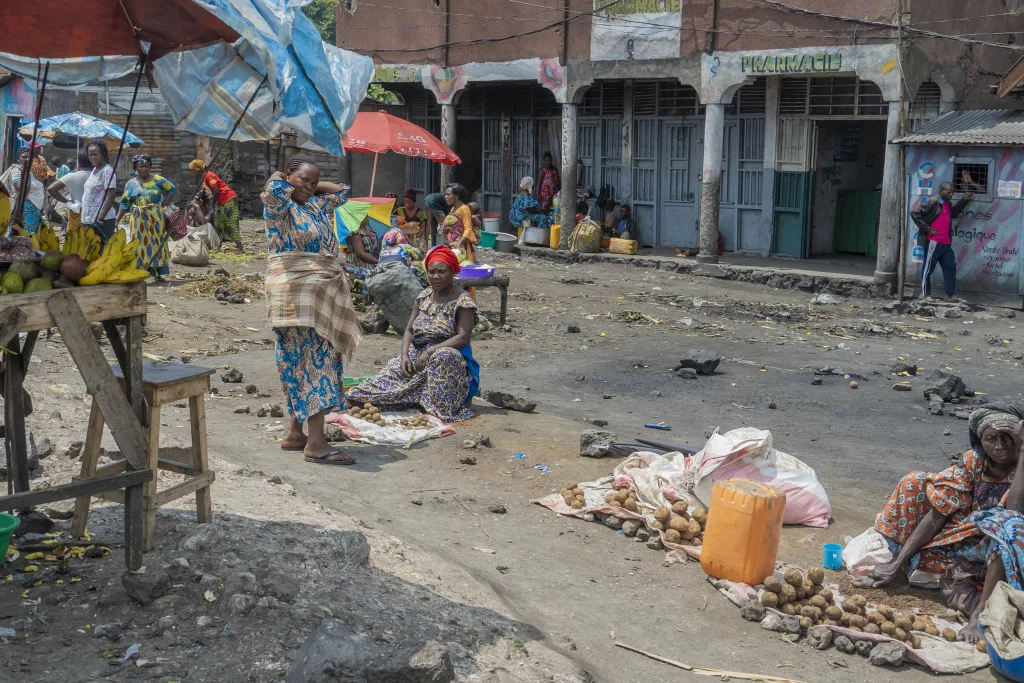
[700,478,786,585]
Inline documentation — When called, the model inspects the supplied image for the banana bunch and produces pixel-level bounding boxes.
[0,190,10,236]
[79,230,149,285]
[62,224,101,261]
[36,224,59,252]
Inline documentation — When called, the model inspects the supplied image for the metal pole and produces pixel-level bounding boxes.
[369,152,379,196]
[13,61,49,226]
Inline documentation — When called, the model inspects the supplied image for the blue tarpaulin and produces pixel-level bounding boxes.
[18,112,144,147]
[0,0,371,155]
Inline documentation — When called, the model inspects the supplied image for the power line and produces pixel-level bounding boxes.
[909,12,1023,25]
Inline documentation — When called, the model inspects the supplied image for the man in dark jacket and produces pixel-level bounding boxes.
[910,170,976,301]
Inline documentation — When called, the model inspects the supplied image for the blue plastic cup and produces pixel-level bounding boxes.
[823,543,843,570]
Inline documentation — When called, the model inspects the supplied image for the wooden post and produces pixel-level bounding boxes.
[3,335,28,495]
[124,482,144,570]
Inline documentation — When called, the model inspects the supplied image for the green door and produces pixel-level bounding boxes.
[772,171,813,258]
[833,190,880,257]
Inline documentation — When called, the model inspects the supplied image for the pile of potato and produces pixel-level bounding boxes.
[651,501,707,546]
[561,484,586,509]
[760,568,841,632]
[604,486,639,513]
[840,599,936,649]
[396,414,433,428]
[347,402,386,426]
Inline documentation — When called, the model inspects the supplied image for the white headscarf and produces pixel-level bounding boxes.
[520,176,534,192]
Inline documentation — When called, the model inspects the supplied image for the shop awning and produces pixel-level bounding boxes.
[893,109,1024,146]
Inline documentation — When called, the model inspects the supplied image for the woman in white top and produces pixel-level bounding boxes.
[80,141,118,242]
[46,149,92,232]
[0,147,48,233]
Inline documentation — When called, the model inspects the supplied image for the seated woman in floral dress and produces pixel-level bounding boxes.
[855,403,1024,642]
[347,245,479,423]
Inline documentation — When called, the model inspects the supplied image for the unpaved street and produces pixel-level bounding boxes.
[8,220,1023,682]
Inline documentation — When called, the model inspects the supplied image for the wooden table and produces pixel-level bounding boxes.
[454,275,510,325]
[0,282,152,570]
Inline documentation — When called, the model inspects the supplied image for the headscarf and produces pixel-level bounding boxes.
[382,228,408,246]
[520,176,534,192]
[969,402,1024,457]
[404,188,417,202]
[189,159,206,171]
[425,245,460,275]
[132,154,152,169]
[425,192,447,213]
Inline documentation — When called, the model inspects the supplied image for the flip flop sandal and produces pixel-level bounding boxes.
[304,449,355,466]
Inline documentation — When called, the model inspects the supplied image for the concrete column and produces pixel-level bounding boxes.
[874,102,903,285]
[559,102,578,249]
[440,102,456,192]
[620,80,634,203]
[697,102,725,263]
[761,77,780,257]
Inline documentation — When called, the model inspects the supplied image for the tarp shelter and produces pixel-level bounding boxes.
[894,110,1024,307]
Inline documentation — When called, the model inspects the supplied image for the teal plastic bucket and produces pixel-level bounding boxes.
[479,231,498,249]
[0,513,20,561]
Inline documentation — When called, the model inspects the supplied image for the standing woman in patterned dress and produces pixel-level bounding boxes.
[115,154,176,280]
[262,154,362,465]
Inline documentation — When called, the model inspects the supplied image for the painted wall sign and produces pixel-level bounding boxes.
[373,65,422,84]
[905,146,1024,296]
[591,0,680,62]
[998,179,1022,199]
[740,53,842,74]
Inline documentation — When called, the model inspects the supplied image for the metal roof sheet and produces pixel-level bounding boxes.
[895,109,1024,145]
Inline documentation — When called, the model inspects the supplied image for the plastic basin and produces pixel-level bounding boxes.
[0,513,19,561]
[982,625,1024,681]
[479,231,497,249]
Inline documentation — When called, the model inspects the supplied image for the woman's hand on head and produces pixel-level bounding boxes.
[1001,420,1024,457]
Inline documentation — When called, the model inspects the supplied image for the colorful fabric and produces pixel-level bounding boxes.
[20,201,43,234]
[347,288,479,422]
[442,204,477,262]
[973,508,1024,591]
[213,197,240,242]
[346,225,380,269]
[204,170,238,206]
[382,228,408,246]
[510,191,552,230]
[0,165,46,210]
[274,326,345,423]
[55,164,70,179]
[873,449,1013,574]
[263,178,354,423]
[538,166,559,212]
[121,175,175,275]
[568,217,602,254]
[425,244,461,274]
[30,155,54,182]
[393,205,426,225]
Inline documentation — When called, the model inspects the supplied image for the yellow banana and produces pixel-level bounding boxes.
[29,232,39,251]
[103,268,150,283]
[79,255,117,285]
[121,239,140,269]
[0,191,10,236]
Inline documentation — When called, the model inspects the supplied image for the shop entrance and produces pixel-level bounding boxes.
[812,120,886,257]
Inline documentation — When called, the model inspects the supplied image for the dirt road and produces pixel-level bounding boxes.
[15,222,1023,681]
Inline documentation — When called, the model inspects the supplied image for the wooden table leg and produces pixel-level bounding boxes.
[3,336,29,497]
[189,395,212,524]
[499,285,508,325]
[124,482,143,571]
[71,402,105,538]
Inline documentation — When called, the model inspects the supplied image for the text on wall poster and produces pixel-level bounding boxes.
[741,53,842,74]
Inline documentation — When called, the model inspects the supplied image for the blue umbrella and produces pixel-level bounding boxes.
[18,112,144,149]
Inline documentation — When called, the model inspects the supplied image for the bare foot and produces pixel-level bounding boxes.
[852,561,909,590]
[958,614,982,644]
[282,417,305,450]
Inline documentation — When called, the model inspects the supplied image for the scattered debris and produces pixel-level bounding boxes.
[270,404,285,418]
[221,368,244,384]
[566,323,581,334]
[234,406,251,414]
[922,369,966,402]
[677,368,698,380]
[890,362,918,376]
[482,390,536,413]
[674,349,722,375]
[488,504,506,515]
[893,383,912,391]
[458,456,477,466]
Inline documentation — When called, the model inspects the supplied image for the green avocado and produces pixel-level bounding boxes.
[23,278,53,293]
[1,272,23,294]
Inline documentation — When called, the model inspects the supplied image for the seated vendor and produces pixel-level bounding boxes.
[616,204,637,240]
[394,188,427,241]
[510,176,552,230]
[602,199,618,236]
[346,245,480,422]
[346,217,381,270]
[854,403,1024,642]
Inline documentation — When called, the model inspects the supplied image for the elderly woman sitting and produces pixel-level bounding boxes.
[510,177,552,231]
[855,403,1024,642]
[346,245,479,422]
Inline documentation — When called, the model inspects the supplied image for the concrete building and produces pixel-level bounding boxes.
[339,0,1024,285]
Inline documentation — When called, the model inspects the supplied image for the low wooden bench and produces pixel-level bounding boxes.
[454,275,510,325]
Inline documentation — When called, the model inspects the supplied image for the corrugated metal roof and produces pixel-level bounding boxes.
[894,110,1024,145]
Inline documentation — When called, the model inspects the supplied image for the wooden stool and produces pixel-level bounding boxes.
[72,360,216,551]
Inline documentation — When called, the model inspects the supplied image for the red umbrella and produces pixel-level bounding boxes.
[343,111,460,195]
[1,0,239,62]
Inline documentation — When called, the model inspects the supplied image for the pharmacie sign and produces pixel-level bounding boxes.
[741,53,842,74]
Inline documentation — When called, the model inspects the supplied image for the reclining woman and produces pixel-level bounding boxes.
[347,245,479,423]
[854,403,1024,642]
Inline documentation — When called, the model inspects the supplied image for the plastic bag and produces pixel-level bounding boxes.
[188,223,221,251]
[170,234,210,266]
[842,528,893,570]
[690,428,832,527]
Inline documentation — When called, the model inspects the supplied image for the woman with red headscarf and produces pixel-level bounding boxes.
[347,245,480,422]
